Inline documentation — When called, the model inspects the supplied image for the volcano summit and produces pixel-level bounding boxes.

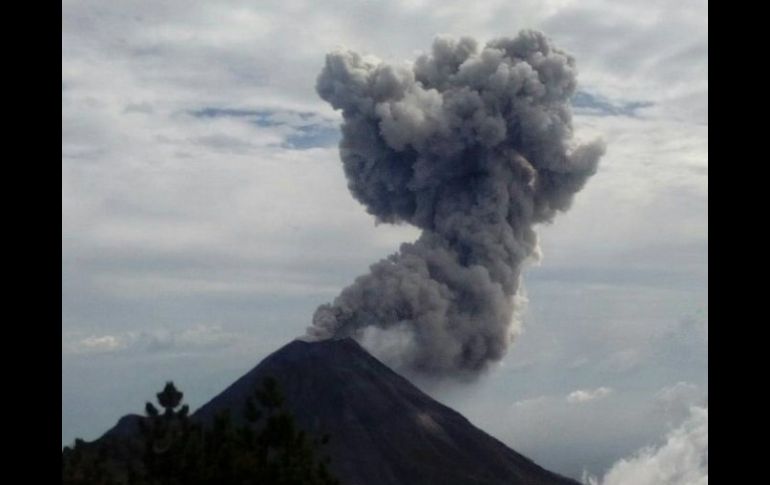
[193,338,579,485]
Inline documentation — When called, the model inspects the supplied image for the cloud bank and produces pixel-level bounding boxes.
[585,406,708,485]
[567,386,612,403]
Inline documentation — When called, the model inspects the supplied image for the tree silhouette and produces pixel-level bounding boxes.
[138,381,194,484]
[62,378,339,485]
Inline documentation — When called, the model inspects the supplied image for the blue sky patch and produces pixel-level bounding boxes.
[571,91,653,117]
[191,107,340,149]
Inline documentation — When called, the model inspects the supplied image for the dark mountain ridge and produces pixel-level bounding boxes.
[90,337,578,485]
[191,337,578,485]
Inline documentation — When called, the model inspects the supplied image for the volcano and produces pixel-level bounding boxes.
[190,338,578,485]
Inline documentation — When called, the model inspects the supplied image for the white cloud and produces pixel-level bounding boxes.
[513,395,549,408]
[567,387,613,403]
[62,324,237,355]
[585,406,707,485]
[76,335,124,353]
[655,382,702,410]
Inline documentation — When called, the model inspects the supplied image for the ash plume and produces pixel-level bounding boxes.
[308,30,605,377]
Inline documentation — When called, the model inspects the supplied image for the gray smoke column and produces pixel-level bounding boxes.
[308,30,605,377]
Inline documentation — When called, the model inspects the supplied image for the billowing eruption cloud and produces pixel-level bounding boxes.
[308,30,605,376]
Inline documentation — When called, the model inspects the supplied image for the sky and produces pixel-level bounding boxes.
[62,1,707,482]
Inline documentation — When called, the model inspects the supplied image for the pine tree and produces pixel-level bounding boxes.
[138,381,196,485]
[63,378,340,485]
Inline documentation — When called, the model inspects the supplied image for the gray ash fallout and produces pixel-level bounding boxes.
[307,30,605,377]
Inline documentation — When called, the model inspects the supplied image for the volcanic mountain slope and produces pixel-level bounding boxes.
[193,338,578,485]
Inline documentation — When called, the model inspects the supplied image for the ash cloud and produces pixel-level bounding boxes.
[307,30,605,377]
